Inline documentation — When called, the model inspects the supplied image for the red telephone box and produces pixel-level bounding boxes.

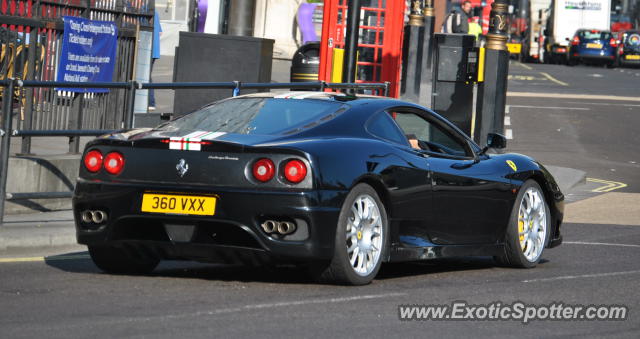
[318,0,406,97]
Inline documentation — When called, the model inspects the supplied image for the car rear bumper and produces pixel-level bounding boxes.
[73,179,346,263]
[620,55,640,65]
[570,50,616,61]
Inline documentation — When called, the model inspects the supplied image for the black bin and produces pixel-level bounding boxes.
[173,32,274,116]
[290,42,320,82]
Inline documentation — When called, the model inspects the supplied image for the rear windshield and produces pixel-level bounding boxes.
[578,31,613,40]
[159,98,347,135]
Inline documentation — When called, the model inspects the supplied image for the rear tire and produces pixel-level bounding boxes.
[312,183,388,285]
[495,180,550,268]
[89,245,159,274]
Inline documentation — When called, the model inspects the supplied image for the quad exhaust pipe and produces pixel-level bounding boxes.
[81,210,108,224]
[261,220,296,235]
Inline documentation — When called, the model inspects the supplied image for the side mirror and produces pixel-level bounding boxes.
[487,132,507,149]
[478,133,507,156]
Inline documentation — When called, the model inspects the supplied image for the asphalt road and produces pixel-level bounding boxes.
[2,61,640,338]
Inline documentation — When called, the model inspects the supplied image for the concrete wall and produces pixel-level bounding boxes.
[4,155,80,214]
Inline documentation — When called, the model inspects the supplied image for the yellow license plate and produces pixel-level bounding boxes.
[141,194,217,216]
[507,43,521,54]
[586,43,602,49]
[625,55,640,60]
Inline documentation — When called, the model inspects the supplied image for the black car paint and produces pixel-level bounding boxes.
[74,96,563,265]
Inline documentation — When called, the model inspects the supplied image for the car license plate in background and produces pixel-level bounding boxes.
[141,194,216,215]
[586,43,602,49]
[626,55,640,60]
[507,43,521,54]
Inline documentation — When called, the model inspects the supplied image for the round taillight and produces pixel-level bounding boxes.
[84,150,103,173]
[284,159,307,183]
[103,152,125,175]
[252,158,275,182]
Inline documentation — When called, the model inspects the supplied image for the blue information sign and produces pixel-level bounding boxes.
[57,16,118,93]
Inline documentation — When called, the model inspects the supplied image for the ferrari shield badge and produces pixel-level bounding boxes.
[176,159,189,177]
[506,160,517,172]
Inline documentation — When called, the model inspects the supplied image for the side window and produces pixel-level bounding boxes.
[366,112,409,145]
[390,111,469,157]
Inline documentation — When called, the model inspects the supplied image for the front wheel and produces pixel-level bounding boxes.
[495,180,550,268]
[313,183,388,285]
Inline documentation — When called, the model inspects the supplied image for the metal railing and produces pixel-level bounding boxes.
[0,79,390,223]
[1,0,155,155]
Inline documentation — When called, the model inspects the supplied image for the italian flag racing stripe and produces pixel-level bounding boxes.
[167,131,226,151]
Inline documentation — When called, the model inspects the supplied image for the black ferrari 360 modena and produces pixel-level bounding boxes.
[74,91,563,285]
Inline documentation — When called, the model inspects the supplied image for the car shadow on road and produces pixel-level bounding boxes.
[45,251,545,285]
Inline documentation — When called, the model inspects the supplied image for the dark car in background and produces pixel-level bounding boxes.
[617,30,640,67]
[568,29,617,67]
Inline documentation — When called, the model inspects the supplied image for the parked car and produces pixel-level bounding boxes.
[617,30,640,67]
[74,91,564,285]
[568,29,617,67]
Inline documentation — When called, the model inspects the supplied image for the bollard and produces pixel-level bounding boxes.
[475,0,510,146]
[342,0,362,94]
[419,0,436,108]
[400,1,424,102]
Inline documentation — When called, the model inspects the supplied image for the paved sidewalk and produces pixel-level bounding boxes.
[0,210,76,252]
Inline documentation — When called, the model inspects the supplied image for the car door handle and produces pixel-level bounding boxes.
[451,161,475,170]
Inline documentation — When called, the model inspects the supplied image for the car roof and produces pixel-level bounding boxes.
[235,91,385,101]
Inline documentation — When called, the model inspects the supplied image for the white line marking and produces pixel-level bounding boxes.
[505,105,510,114]
[508,92,640,102]
[523,270,640,283]
[244,293,406,310]
[518,62,533,70]
[504,116,511,126]
[564,241,640,248]
[505,129,513,139]
[51,292,409,328]
[508,105,589,110]
[565,101,640,107]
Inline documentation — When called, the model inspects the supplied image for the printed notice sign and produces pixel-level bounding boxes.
[57,16,118,92]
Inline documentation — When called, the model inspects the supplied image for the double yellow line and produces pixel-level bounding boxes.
[587,178,628,193]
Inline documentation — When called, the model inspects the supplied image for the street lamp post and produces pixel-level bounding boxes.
[475,0,510,146]
[342,0,362,87]
[419,0,435,107]
[401,1,425,102]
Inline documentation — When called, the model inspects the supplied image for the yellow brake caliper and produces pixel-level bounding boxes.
[518,212,526,249]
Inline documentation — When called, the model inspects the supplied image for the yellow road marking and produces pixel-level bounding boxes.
[539,72,569,86]
[0,254,90,263]
[587,178,628,193]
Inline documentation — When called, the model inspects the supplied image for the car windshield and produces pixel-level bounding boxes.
[158,97,347,135]
[578,31,612,40]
